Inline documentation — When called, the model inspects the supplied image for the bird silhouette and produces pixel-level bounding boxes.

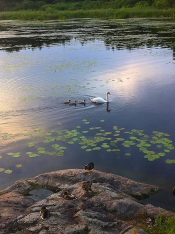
[63,100,71,104]
[69,101,77,105]
[85,162,94,170]
[78,100,86,105]
[40,206,49,220]
[63,191,77,200]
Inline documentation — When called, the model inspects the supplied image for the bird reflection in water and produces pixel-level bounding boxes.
[106,102,111,112]
[92,102,111,112]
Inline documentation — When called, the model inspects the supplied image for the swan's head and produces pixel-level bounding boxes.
[107,92,110,95]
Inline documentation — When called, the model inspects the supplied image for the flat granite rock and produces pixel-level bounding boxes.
[0,169,174,234]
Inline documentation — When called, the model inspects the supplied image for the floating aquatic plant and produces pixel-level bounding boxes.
[26,152,39,157]
[4,169,13,174]
[7,152,21,158]
[1,118,175,175]
[166,159,175,164]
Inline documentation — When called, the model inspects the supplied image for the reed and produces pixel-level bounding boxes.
[0,8,174,21]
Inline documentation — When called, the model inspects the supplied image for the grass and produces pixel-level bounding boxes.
[143,216,175,234]
[0,8,174,20]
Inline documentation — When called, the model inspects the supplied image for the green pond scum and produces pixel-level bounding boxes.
[0,119,175,174]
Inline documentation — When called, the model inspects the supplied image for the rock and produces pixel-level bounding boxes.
[0,169,174,234]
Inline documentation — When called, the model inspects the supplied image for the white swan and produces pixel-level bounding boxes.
[91,92,110,103]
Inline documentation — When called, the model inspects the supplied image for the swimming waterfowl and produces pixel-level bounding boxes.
[63,100,71,104]
[91,92,111,103]
[63,191,77,200]
[69,101,77,105]
[85,162,94,170]
[78,100,86,105]
[40,206,49,220]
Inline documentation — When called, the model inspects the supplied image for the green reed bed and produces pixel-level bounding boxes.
[0,8,174,20]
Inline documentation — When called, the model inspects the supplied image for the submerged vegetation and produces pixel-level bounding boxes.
[0,119,175,174]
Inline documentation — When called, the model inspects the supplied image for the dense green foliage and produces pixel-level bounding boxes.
[0,0,174,12]
[0,8,174,20]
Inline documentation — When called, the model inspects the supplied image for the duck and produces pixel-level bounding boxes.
[69,101,77,105]
[40,206,49,220]
[85,162,94,170]
[63,100,71,104]
[173,187,175,195]
[63,191,77,200]
[78,100,86,105]
[91,92,110,103]
[82,181,92,192]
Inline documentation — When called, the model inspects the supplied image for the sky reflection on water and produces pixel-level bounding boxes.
[0,19,175,211]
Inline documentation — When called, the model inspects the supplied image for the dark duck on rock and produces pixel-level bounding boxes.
[85,162,94,170]
[63,191,77,200]
[173,187,175,195]
[40,206,49,220]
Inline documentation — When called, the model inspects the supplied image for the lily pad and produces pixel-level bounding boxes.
[81,146,88,149]
[26,152,39,157]
[7,152,21,158]
[4,169,13,174]
[166,159,175,164]
[28,142,35,147]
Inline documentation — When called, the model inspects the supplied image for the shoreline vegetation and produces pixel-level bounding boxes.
[0,8,174,20]
[0,0,175,20]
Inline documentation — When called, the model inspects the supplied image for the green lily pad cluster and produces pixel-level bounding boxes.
[23,121,175,163]
[124,129,174,161]
[0,168,13,174]
[1,119,175,174]
[7,152,21,158]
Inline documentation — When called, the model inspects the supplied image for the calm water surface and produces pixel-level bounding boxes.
[0,18,175,210]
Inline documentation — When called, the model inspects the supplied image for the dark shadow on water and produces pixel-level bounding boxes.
[92,102,111,112]
[143,188,175,212]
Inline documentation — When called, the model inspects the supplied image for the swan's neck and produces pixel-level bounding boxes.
[106,93,109,102]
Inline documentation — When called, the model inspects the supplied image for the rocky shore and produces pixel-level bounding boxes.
[0,169,174,234]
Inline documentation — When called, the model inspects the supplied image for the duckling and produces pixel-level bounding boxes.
[40,206,49,220]
[63,191,77,200]
[82,181,92,192]
[69,101,77,105]
[78,100,86,105]
[85,162,94,170]
[63,100,71,104]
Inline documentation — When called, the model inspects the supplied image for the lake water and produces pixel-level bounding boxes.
[0,18,175,211]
